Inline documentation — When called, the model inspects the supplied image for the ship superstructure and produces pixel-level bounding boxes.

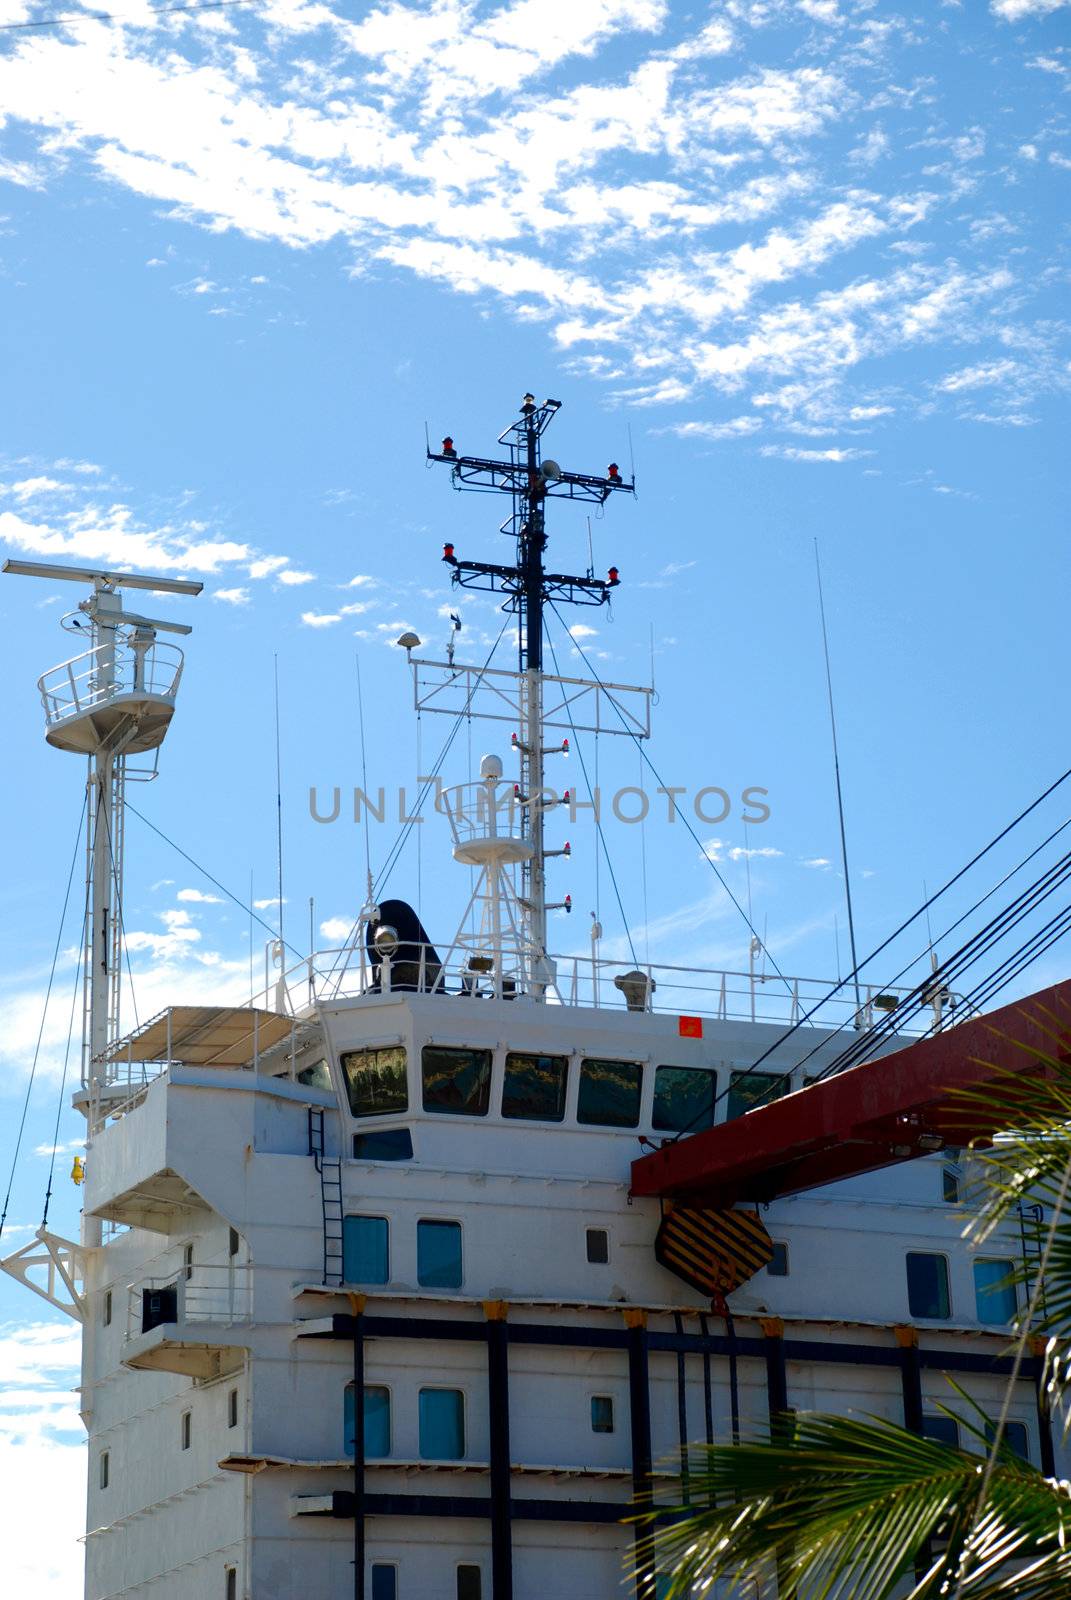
[1,396,1064,1600]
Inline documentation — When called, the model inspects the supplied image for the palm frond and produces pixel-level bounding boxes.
[637,1412,1071,1600]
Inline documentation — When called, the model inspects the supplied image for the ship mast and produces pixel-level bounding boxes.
[428,393,634,983]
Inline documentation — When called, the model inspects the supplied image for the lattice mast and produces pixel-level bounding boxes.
[3,560,201,1111]
[428,392,634,977]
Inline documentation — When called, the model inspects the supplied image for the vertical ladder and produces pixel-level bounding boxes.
[1018,1201,1048,1321]
[308,1108,344,1287]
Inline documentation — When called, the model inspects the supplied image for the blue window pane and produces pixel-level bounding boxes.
[727,1071,783,1120]
[345,1384,391,1458]
[906,1252,950,1319]
[353,1129,413,1162]
[653,1066,717,1133]
[419,1388,465,1459]
[591,1395,614,1434]
[343,1216,389,1284]
[418,1220,463,1289]
[577,1059,642,1127]
[974,1258,1017,1325]
[457,1567,481,1600]
[923,1415,959,1447]
[985,1420,1030,1462]
[371,1565,397,1600]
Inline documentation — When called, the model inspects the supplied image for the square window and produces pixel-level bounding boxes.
[419,1388,465,1459]
[652,1066,717,1133]
[99,1450,110,1490]
[502,1052,568,1121]
[586,1228,609,1265]
[942,1166,961,1204]
[102,1289,112,1327]
[767,1241,789,1277]
[457,1567,482,1600]
[986,1420,1029,1462]
[342,1046,409,1118]
[343,1216,390,1285]
[418,1220,463,1289]
[181,1410,192,1450]
[225,1568,237,1600]
[906,1252,951,1319]
[371,1567,398,1600]
[727,1070,784,1120]
[228,1388,238,1429]
[345,1384,391,1458]
[974,1258,1017,1325]
[421,1046,492,1116]
[577,1059,642,1128]
[591,1395,614,1434]
[923,1414,959,1447]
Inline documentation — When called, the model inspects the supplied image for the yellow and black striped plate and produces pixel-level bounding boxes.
[655,1202,773,1297]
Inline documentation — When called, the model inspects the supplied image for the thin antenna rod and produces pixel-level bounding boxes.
[355,650,372,900]
[814,541,861,1013]
[274,654,284,947]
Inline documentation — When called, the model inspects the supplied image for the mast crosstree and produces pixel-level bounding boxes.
[425,391,640,992]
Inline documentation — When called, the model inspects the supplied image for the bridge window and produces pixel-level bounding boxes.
[296,1058,332,1092]
[371,1567,398,1600]
[653,1066,717,1132]
[419,1388,465,1459]
[421,1046,492,1116]
[457,1567,482,1600]
[974,1258,1017,1325]
[727,1070,784,1120]
[345,1383,391,1458]
[502,1051,568,1121]
[591,1395,614,1434]
[923,1415,959,1447]
[341,1045,408,1118]
[353,1128,414,1162]
[343,1215,390,1284]
[577,1059,642,1128]
[418,1220,463,1289]
[906,1252,951,1319]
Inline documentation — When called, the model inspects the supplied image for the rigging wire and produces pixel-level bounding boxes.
[815,540,862,1014]
[0,0,260,31]
[273,653,285,949]
[42,894,90,1228]
[0,792,86,1243]
[544,622,637,967]
[548,600,797,1000]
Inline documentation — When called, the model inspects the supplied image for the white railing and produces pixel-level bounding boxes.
[125,1261,252,1343]
[38,638,184,731]
[258,937,924,1037]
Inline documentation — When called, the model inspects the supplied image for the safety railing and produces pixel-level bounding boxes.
[259,936,925,1036]
[38,637,184,731]
[125,1261,252,1343]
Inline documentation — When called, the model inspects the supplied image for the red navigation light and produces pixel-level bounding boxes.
[607,462,622,483]
[563,789,571,804]
[562,737,569,752]
[564,894,572,912]
[442,542,456,564]
[564,841,571,855]
[442,436,457,458]
[607,566,620,586]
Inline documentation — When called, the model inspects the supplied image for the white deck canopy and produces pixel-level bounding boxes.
[100,1005,297,1067]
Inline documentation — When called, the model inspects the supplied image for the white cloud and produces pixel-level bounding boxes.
[345,575,378,589]
[669,416,762,439]
[175,888,223,903]
[0,1320,84,1600]
[319,915,354,942]
[5,476,71,501]
[213,585,250,605]
[760,445,873,461]
[300,610,342,627]
[992,0,1069,18]
[569,623,599,638]
[936,358,1019,392]
[277,568,316,585]
[252,896,285,910]
[802,856,833,869]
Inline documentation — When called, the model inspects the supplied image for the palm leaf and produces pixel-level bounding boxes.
[637,1412,1071,1600]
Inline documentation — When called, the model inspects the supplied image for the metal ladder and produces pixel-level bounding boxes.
[308,1107,344,1286]
[1018,1201,1048,1321]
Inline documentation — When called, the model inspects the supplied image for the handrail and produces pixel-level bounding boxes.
[37,638,184,728]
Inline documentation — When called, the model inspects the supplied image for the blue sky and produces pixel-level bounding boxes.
[0,0,1069,1587]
